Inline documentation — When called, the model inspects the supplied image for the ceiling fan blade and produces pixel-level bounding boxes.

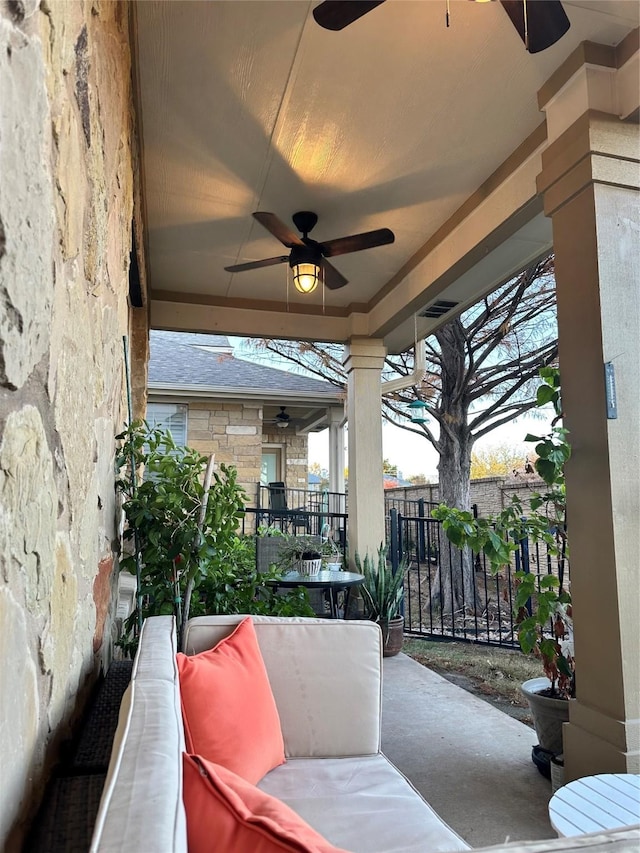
[312,1,385,31]
[224,255,288,273]
[499,0,570,54]
[321,228,395,258]
[253,212,304,247]
[321,259,348,290]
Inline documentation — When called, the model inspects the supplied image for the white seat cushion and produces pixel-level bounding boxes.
[258,754,471,853]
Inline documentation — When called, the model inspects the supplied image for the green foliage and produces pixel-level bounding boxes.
[356,545,406,623]
[190,536,314,619]
[115,422,313,652]
[432,368,575,698]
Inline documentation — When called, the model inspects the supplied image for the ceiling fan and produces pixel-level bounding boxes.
[312,0,570,54]
[269,407,291,429]
[224,211,395,293]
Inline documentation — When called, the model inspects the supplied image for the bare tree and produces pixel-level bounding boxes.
[248,255,558,611]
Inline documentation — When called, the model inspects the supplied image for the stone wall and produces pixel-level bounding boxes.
[186,401,263,500]
[179,401,309,507]
[0,1,141,846]
[385,474,545,517]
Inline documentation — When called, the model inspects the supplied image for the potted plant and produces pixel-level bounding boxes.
[255,524,288,574]
[356,545,406,657]
[320,523,343,570]
[273,533,323,576]
[432,368,573,762]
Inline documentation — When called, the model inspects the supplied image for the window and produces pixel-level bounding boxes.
[146,403,188,446]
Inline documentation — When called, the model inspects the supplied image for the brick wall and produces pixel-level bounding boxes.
[386,474,545,516]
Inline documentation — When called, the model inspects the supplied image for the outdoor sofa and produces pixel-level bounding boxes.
[89,614,639,852]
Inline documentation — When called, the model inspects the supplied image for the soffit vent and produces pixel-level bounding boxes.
[419,299,459,319]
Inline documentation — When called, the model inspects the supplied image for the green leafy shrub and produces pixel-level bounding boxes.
[116,422,313,652]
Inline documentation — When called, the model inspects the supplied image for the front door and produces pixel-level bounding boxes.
[261,448,281,486]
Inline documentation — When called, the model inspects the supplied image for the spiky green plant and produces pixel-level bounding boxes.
[356,545,405,623]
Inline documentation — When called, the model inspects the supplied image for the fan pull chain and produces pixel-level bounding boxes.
[322,265,326,315]
[445,0,450,28]
[523,0,529,51]
[286,265,290,312]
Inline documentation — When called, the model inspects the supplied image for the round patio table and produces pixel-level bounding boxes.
[268,570,364,619]
[549,773,640,837]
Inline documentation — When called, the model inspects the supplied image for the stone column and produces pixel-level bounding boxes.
[343,338,387,566]
[537,39,640,779]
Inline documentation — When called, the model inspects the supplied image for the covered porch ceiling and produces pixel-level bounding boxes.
[133,1,639,354]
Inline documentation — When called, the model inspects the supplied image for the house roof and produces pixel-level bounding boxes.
[149,330,340,399]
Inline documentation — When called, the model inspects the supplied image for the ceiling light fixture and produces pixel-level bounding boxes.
[289,245,322,295]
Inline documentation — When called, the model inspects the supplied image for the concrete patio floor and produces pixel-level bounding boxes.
[382,653,557,849]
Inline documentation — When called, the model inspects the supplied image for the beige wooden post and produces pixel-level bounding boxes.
[343,338,387,566]
[537,40,640,779]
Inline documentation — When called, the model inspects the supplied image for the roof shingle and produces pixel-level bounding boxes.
[148,331,338,395]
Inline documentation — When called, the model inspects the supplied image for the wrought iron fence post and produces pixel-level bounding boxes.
[417,498,426,561]
[389,508,399,574]
[558,523,568,592]
[519,518,532,616]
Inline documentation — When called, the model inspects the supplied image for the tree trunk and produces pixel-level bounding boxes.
[432,429,477,614]
[430,320,477,614]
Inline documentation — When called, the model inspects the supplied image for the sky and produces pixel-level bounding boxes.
[309,412,552,481]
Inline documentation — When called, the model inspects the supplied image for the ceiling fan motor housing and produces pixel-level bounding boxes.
[292,211,318,236]
[288,243,323,268]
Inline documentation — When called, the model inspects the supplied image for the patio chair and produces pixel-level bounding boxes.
[267,482,310,533]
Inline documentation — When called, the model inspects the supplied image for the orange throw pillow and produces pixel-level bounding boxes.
[183,754,348,853]
[177,617,285,784]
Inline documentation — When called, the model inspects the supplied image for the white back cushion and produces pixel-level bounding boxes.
[183,615,383,757]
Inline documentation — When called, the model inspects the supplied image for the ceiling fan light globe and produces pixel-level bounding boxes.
[292,262,320,294]
[276,419,289,428]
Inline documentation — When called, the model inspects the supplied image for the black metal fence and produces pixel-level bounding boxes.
[387,508,569,649]
[240,487,568,645]
[241,485,348,560]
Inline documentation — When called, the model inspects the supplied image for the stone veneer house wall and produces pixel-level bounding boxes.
[0,3,148,846]
[187,403,310,497]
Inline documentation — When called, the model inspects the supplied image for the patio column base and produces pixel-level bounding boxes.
[564,706,640,779]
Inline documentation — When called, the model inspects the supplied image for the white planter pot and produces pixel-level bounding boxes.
[298,557,322,576]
